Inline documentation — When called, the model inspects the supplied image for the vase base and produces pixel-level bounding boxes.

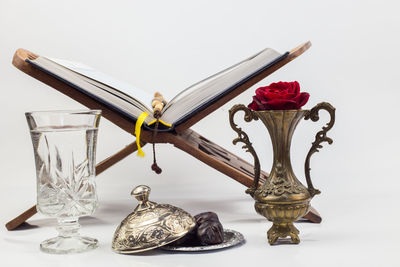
[40,236,98,254]
[267,222,300,245]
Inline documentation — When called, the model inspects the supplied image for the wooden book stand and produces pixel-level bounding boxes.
[5,42,321,230]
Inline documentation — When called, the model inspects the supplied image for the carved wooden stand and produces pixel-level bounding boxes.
[6,42,321,230]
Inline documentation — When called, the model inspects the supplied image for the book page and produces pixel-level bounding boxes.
[160,48,283,126]
[50,58,153,110]
[29,57,155,124]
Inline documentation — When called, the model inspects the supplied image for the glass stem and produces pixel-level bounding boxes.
[56,217,80,238]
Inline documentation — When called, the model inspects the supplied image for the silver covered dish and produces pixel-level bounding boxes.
[112,185,196,254]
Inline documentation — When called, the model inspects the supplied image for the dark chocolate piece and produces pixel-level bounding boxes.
[171,228,199,246]
[171,211,224,246]
[197,220,224,245]
[194,212,219,225]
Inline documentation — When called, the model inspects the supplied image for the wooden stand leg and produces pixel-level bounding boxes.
[5,205,37,231]
[302,206,322,223]
[5,142,140,231]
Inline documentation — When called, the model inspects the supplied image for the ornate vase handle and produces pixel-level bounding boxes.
[304,102,336,197]
[229,104,260,196]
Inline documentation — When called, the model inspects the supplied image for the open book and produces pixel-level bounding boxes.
[27,48,288,132]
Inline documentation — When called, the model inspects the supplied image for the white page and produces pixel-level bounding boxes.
[50,58,153,109]
[161,48,282,125]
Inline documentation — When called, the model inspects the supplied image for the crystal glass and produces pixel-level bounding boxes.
[26,110,101,254]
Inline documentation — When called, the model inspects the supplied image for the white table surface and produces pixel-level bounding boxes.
[1,152,398,267]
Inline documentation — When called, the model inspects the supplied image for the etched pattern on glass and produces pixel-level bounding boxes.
[31,126,98,219]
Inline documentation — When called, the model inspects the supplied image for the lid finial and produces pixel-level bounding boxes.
[131,185,150,203]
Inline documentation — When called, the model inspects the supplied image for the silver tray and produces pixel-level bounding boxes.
[160,229,245,252]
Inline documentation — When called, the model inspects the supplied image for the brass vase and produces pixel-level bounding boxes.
[229,102,335,244]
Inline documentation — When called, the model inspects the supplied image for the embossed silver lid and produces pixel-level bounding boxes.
[112,185,196,254]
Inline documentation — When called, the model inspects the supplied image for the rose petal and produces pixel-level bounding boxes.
[253,96,269,109]
[248,100,260,111]
[294,92,310,108]
[265,82,278,89]
[264,99,298,110]
[264,91,281,100]
[255,86,268,96]
[281,93,297,100]
[287,81,300,94]
[294,81,300,94]
[270,81,289,91]
[253,96,267,109]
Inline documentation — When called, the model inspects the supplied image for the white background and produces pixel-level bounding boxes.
[1,0,399,266]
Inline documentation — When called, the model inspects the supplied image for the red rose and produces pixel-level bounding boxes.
[248,81,310,111]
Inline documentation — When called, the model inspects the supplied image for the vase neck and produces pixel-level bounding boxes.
[257,110,306,180]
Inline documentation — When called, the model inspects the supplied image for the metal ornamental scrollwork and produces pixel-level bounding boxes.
[112,205,195,252]
[229,104,260,196]
[304,102,336,197]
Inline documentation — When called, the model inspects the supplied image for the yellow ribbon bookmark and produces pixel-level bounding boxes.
[148,119,172,128]
[135,112,149,157]
[135,113,172,157]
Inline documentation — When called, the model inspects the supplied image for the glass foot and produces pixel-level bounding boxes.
[40,236,98,254]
